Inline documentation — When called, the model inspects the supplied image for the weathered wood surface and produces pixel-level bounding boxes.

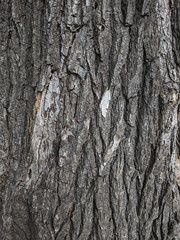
[0,0,180,239]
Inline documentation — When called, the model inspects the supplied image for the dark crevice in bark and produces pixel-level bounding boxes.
[88,70,99,103]
[168,218,175,237]
[27,200,37,240]
[63,33,76,71]
[94,2,98,10]
[152,219,159,240]
[176,105,180,157]
[40,0,48,64]
[13,220,29,240]
[53,139,61,168]
[158,93,164,138]
[109,162,117,238]
[6,0,13,154]
[170,0,180,66]
[86,180,97,240]
[122,153,130,225]
[137,145,157,217]
[108,0,118,88]
[57,21,62,64]
[121,0,128,26]
[69,204,75,240]
[55,220,68,240]
[134,44,148,173]
[77,209,84,238]
[91,13,101,76]
[135,0,144,14]
[158,181,170,212]
[89,123,100,174]
[160,203,166,239]
[100,125,107,152]
[92,193,99,240]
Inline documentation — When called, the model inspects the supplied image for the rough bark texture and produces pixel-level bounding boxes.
[0,0,180,239]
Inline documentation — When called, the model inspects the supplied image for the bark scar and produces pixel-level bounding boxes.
[66,202,74,217]
[29,93,42,133]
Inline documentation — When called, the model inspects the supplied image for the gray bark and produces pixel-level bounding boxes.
[0,0,180,239]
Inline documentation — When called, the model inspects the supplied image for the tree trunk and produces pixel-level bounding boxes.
[0,0,180,239]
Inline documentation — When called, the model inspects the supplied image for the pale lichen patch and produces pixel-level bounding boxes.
[100,90,111,118]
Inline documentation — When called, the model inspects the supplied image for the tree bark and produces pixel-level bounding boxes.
[0,0,180,239]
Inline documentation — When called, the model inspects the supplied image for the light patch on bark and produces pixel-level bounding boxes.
[171,91,178,103]
[86,0,90,6]
[111,135,121,152]
[175,158,180,186]
[100,90,111,118]
[84,118,90,129]
[30,71,60,182]
[99,134,121,176]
